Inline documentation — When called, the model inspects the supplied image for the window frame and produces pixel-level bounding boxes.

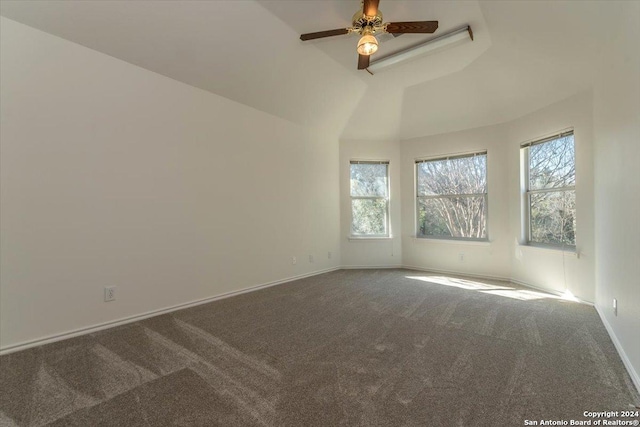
[521,129,576,250]
[349,160,391,238]
[415,151,489,242]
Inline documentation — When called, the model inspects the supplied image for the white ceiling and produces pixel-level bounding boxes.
[261,0,491,84]
[0,0,620,141]
[399,0,614,140]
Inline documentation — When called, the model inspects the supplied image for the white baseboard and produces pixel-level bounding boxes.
[401,264,510,283]
[341,264,403,269]
[0,266,340,356]
[594,305,640,394]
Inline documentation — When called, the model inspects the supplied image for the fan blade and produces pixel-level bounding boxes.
[385,21,438,34]
[300,28,349,41]
[363,0,380,17]
[358,54,370,70]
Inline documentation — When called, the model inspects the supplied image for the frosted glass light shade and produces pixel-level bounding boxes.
[357,34,378,56]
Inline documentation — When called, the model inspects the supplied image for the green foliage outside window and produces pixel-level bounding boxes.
[350,162,389,236]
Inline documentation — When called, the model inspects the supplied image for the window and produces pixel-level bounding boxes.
[350,161,390,237]
[416,151,487,240]
[522,131,575,247]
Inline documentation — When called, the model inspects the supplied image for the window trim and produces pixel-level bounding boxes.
[349,160,390,238]
[414,150,489,242]
[521,129,576,249]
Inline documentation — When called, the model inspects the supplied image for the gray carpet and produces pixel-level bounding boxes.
[1,269,638,426]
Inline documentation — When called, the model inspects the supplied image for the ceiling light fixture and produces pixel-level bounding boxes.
[357,27,379,56]
[367,26,474,73]
[299,0,439,70]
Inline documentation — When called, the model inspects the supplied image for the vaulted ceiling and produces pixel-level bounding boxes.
[0,1,619,141]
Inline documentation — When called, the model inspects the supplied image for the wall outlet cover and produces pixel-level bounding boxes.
[104,286,116,302]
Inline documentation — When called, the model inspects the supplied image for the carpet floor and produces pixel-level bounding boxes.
[1,269,638,426]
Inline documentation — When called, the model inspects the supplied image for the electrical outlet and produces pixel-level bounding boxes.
[104,286,116,302]
[309,255,314,263]
[328,251,332,259]
[613,298,617,316]
[292,256,297,265]
[458,253,465,262]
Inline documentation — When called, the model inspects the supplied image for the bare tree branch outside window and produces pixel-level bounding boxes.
[350,162,389,236]
[416,152,488,240]
[524,132,576,247]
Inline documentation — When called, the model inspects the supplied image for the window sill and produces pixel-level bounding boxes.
[411,236,491,246]
[348,236,393,241]
[518,244,579,258]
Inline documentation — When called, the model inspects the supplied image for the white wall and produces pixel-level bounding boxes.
[400,124,511,280]
[592,1,640,387]
[506,92,595,302]
[340,139,402,268]
[0,18,341,350]
[401,93,595,302]
[344,92,595,300]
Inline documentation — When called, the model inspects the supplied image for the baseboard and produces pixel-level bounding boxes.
[341,264,403,269]
[0,266,340,356]
[401,264,510,283]
[594,305,640,394]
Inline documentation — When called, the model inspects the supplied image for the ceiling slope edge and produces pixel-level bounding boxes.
[0,1,365,135]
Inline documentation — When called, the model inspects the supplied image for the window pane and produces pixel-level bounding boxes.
[529,134,575,190]
[351,199,387,235]
[530,190,576,246]
[417,154,486,196]
[350,164,388,197]
[418,196,487,239]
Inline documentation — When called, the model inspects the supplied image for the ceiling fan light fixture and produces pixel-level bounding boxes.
[357,29,378,56]
[299,0,439,69]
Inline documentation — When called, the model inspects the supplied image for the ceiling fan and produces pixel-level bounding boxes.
[300,0,438,71]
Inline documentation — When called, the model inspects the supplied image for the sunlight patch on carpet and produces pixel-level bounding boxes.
[405,275,574,301]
